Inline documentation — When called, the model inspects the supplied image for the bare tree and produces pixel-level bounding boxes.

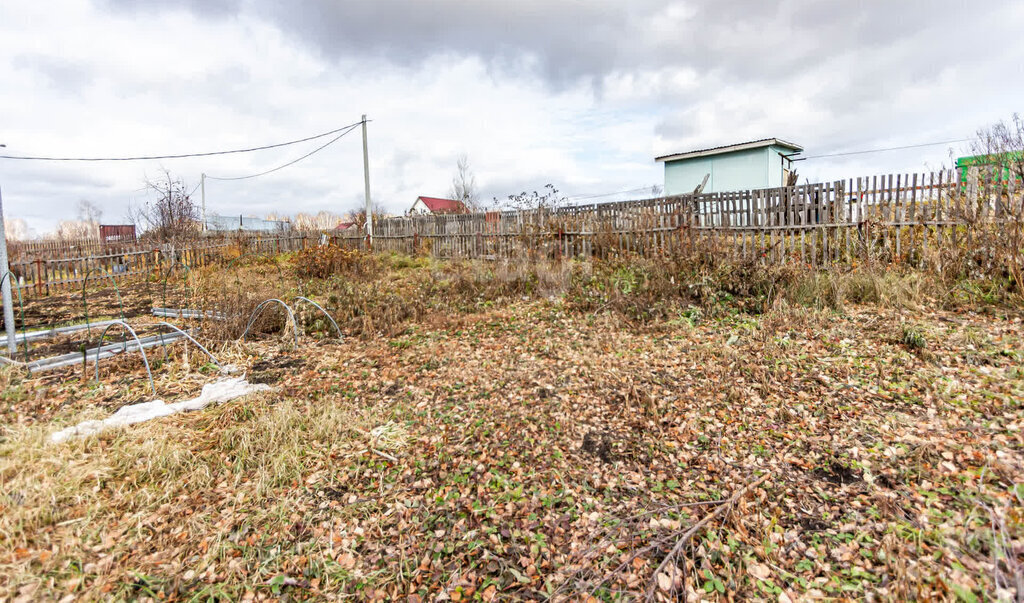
[448,154,479,211]
[55,220,94,240]
[967,113,1024,184]
[3,217,32,241]
[343,202,387,229]
[66,199,104,239]
[127,170,200,243]
[291,211,344,230]
[77,199,103,224]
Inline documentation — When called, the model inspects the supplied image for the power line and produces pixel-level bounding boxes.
[800,138,969,160]
[0,120,367,162]
[205,123,360,181]
[568,185,660,201]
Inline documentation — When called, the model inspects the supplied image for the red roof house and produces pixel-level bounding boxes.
[409,196,469,215]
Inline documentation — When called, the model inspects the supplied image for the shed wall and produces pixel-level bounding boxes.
[663,147,775,195]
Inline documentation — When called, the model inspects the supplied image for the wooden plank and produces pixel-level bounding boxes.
[758,190,767,262]
[810,184,817,261]
[830,181,839,264]
[822,183,831,265]
[822,182,830,263]
[797,185,805,264]
[909,173,918,266]
[921,172,932,269]
[775,189,784,262]
[809,186,818,267]
[844,177,853,262]
[936,170,945,271]
[792,186,798,262]
[895,174,903,260]
[747,191,754,260]
[883,174,893,255]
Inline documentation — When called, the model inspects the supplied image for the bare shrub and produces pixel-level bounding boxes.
[187,256,293,343]
[127,170,200,244]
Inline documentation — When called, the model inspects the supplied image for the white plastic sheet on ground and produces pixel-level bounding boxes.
[50,377,272,443]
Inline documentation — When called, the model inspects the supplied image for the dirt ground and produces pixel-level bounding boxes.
[1,267,1023,601]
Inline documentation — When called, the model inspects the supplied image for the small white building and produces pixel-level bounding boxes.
[656,138,803,195]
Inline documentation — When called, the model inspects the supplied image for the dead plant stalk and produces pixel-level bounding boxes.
[644,472,771,602]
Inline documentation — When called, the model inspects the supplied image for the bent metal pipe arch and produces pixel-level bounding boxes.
[95,320,156,396]
[239,299,298,346]
[0,271,29,360]
[152,322,223,371]
[292,296,343,340]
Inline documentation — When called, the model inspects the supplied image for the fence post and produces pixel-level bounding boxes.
[35,259,44,296]
[0,185,14,355]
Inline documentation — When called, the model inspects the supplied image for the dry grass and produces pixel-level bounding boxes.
[0,356,385,600]
[2,248,1022,600]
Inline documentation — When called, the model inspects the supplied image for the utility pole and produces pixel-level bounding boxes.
[361,114,372,243]
[200,173,206,232]
[0,184,16,355]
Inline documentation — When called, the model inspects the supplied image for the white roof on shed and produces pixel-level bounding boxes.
[655,138,803,163]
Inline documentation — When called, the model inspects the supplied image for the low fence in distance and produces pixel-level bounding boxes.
[5,234,316,298]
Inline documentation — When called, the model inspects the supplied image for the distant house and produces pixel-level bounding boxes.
[409,196,469,215]
[99,224,136,244]
[656,138,803,196]
[335,221,358,231]
[204,215,291,232]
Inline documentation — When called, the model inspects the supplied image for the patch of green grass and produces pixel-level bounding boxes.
[901,324,927,350]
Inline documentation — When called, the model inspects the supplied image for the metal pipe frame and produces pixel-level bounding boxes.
[239,299,298,346]
[0,271,29,360]
[153,322,222,371]
[26,332,186,373]
[293,296,343,340]
[95,320,156,396]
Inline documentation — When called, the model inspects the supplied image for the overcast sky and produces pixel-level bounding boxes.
[1,0,1021,235]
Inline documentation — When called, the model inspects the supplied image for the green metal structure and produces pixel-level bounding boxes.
[955,152,1023,185]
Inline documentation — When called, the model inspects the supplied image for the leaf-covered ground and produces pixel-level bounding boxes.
[2,292,1023,601]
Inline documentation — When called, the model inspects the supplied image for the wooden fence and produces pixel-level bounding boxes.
[336,168,1023,271]
[5,233,316,298]
[8,238,138,260]
[4,168,1022,300]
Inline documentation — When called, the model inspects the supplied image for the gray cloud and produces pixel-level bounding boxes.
[92,0,990,90]
[242,0,636,89]
[100,0,240,18]
[2,0,1020,235]
[12,54,94,96]
[90,0,1023,165]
